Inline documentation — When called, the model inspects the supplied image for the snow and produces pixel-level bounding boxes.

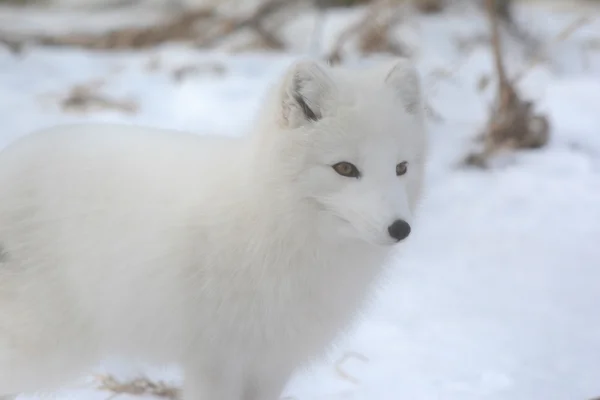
[1,1,600,399]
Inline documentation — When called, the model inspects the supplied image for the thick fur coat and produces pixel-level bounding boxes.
[0,58,428,400]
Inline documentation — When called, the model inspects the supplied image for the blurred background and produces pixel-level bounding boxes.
[1,0,600,399]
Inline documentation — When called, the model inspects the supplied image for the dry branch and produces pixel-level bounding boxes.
[513,15,592,83]
[0,0,419,57]
[327,0,408,65]
[57,80,139,114]
[0,0,303,52]
[194,0,303,49]
[414,0,444,14]
[0,9,215,50]
[489,0,539,53]
[94,374,180,400]
[0,36,24,55]
[334,351,369,385]
[464,0,549,168]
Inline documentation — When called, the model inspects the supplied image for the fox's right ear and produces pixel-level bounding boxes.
[280,60,334,129]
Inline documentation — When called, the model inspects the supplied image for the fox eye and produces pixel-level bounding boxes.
[396,161,408,176]
[332,162,360,178]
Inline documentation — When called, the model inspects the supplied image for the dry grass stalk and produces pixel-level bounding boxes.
[0,0,301,52]
[489,0,538,52]
[358,7,406,56]
[513,15,593,83]
[326,10,372,65]
[334,351,369,385]
[193,0,302,49]
[94,374,180,400]
[60,81,138,114]
[0,9,215,50]
[424,102,444,123]
[171,62,227,82]
[464,0,550,168]
[414,0,444,14]
[0,36,24,55]
[327,0,407,64]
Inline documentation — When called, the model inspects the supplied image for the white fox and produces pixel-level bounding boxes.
[0,58,428,400]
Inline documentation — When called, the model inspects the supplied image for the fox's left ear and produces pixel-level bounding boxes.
[384,58,423,115]
[280,60,335,129]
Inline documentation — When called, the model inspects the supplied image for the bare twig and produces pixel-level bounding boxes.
[513,15,593,83]
[0,36,25,55]
[358,8,406,55]
[0,0,302,51]
[334,351,369,385]
[488,0,509,104]
[414,0,444,14]
[464,0,550,168]
[171,61,227,82]
[0,9,214,50]
[327,10,372,64]
[327,0,407,64]
[488,0,538,52]
[57,80,139,114]
[194,0,303,49]
[94,374,180,400]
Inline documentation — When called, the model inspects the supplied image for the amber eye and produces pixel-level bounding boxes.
[396,161,408,176]
[332,162,360,178]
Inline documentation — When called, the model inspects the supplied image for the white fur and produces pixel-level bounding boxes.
[0,58,428,400]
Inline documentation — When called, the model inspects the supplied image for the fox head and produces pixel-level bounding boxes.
[254,58,428,247]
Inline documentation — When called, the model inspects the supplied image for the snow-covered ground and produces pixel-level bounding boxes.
[1,1,600,399]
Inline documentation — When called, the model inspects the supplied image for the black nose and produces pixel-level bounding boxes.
[388,219,411,241]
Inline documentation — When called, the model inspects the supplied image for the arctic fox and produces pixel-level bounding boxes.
[0,58,427,400]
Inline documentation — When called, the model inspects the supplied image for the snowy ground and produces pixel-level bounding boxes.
[1,1,600,399]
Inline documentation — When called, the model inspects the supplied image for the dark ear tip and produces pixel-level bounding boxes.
[290,63,325,123]
[293,92,320,122]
